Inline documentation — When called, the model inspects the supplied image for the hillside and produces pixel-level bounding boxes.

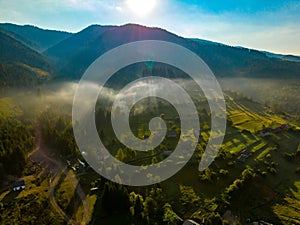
[44,24,184,78]
[0,23,72,52]
[1,23,299,80]
[0,30,53,88]
[44,23,300,79]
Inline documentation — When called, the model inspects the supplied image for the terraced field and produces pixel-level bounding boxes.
[273,181,300,224]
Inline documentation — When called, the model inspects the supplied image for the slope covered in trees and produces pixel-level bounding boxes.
[0,23,72,52]
[0,30,53,88]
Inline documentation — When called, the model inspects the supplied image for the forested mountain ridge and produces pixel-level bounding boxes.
[0,23,72,52]
[44,23,300,79]
[1,23,300,82]
[0,29,53,88]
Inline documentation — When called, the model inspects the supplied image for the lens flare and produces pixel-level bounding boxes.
[126,0,157,17]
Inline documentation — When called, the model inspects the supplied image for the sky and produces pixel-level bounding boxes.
[0,0,300,55]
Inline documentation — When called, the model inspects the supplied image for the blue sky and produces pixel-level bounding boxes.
[1,0,300,55]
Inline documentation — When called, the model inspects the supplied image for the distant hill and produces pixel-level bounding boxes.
[0,29,53,88]
[0,23,72,52]
[263,51,300,62]
[192,39,300,63]
[1,23,300,82]
[44,24,300,79]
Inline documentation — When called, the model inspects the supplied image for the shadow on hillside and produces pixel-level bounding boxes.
[66,183,82,220]
[230,176,300,224]
[1,189,21,203]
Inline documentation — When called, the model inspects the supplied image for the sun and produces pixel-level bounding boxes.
[126,0,157,17]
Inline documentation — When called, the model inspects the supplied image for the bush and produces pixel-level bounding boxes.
[268,167,277,174]
[219,169,229,176]
[283,152,295,161]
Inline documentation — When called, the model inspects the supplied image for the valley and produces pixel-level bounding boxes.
[0,23,299,225]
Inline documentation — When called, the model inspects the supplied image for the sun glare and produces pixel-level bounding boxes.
[126,0,157,17]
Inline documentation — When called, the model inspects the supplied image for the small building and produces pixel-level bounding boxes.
[260,129,271,137]
[13,180,25,191]
[167,130,177,138]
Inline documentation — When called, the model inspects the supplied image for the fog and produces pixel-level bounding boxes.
[218,77,300,115]
[2,77,299,120]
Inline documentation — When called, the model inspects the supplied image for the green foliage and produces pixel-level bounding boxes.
[205,212,224,225]
[129,192,144,222]
[219,169,229,177]
[163,203,179,225]
[179,185,201,214]
[0,193,63,224]
[0,116,34,176]
[223,166,255,202]
[143,196,158,225]
[40,110,79,158]
[190,198,228,225]
[283,152,295,161]
[101,181,130,212]
[199,168,217,182]
[0,30,53,88]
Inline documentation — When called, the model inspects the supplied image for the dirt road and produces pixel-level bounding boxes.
[29,126,89,225]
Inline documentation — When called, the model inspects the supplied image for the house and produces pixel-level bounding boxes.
[241,152,250,159]
[182,219,201,225]
[260,129,271,137]
[13,180,25,191]
[167,130,177,138]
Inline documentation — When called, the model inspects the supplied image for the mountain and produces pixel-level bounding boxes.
[263,51,300,62]
[44,24,185,78]
[0,29,53,88]
[0,23,72,52]
[44,24,300,79]
[190,39,300,63]
[44,24,116,64]
[188,38,300,77]
[1,23,300,82]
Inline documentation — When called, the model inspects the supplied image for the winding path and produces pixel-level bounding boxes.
[29,125,89,225]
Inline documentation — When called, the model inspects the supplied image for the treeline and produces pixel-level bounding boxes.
[0,116,34,178]
[39,109,79,158]
[0,63,49,89]
[94,180,180,225]
[91,179,230,225]
[222,166,256,203]
[0,192,63,224]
